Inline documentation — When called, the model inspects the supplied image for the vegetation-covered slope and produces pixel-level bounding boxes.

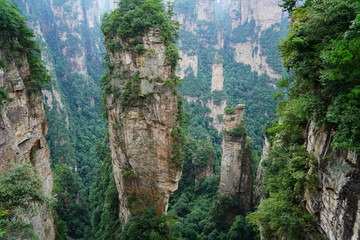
[248,0,360,239]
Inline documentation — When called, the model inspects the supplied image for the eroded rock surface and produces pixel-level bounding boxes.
[304,122,360,240]
[254,135,270,205]
[0,47,55,240]
[219,104,253,214]
[105,28,183,221]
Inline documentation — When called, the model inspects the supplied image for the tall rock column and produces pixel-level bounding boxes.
[219,104,253,214]
[104,28,183,221]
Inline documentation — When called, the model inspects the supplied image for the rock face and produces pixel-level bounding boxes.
[219,104,253,214]
[304,122,360,240]
[254,135,270,205]
[0,48,55,239]
[105,28,183,221]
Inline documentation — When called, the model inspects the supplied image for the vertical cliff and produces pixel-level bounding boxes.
[254,135,270,205]
[219,104,253,214]
[0,53,55,240]
[304,122,360,240]
[102,3,184,221]
[0,2,55,239]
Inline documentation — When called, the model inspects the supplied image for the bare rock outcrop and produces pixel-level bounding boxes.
[105,28,183,221]
[254,135,271,205]
[0,46,55,240]
[304,121,360,240]
[219,104,253,214]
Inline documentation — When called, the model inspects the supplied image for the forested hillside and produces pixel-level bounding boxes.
[249,0,360,239]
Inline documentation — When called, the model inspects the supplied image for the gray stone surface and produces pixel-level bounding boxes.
[0,47,55,239]
[219,104,253,214]
[105,28,183,221]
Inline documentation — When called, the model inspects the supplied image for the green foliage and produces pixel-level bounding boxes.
[89,136,122,240]
[279,0,360,135]
[279,0,297,13]
[321,13,360,152]
[247,2,360,237]
[224,125,246,137]
[248,197,316,240]
[231,20,256,43]
[166,44,181,70]
[227,215,254,240]
[0,59,5,69]
[259,20,288,73]
[120,208,180,240]
[53,164,91,239]
[165,77,182,88]
[0,0,51,92]
[247,142,322,239]
[177,30,199,53]
[101,0,181,68]
[122,169,138,179]
[192,142,216,168]
[171,126,186,166]
[134,44,146,54]
[121,72,141,108]
[0,87,11,106]
[212,90,226,106]
[224,106,235,114]
[0,163,53,239]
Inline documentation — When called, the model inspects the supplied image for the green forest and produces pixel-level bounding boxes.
[1,0,360,239]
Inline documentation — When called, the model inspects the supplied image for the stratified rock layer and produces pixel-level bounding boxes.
[0,48,55,240]
[105,28,183,221]
[304,122,360,240]
[219,104,253,214]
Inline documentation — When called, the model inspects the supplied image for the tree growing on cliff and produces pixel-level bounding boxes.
[0,0,51,92]
[248,0,360,238]
[101,0,181,68]
[0,163,53,239]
